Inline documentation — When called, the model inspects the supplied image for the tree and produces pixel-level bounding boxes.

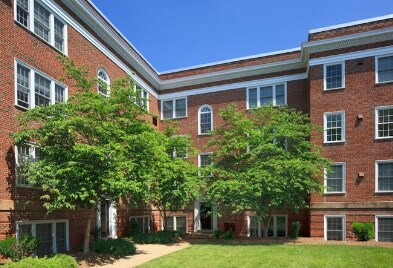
[142,125,202,231]
[12,56,157,253]
[205,104,329,237]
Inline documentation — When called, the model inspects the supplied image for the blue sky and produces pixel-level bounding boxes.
[91,0,393,72]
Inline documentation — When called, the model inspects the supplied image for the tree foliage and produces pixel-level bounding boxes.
[205,104,329,236]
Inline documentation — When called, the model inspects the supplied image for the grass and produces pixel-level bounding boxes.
[137,244,393,268]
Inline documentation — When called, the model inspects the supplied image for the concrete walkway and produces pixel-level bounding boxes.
[94,242,191,268]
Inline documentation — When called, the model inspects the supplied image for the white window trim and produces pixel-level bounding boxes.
[324,162,346,194]
[198,104,213,135]
[247,215,288,237]
[375,105,393,139]
[130,215,150,233]
[323,62,345,90]
[14,58,68,110]
[375,54,393,84]
[375,160,393,193]
[246,83,287,109]
[13,0,68,55]
[324,215,346,241]
[323,111,346,143]
[198,152,213,167]
[16,219,70,253]
[161,215,188,233]
[134,84,149,111]
[15,143,40,188]
[97,68,110,97]
[375,215,393,242]
[160,97,188,120]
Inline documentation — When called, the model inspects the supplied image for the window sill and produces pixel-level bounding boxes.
[323,87,345,91]
[323,141,346,145]
[375,137,393,141]
[375,191,393,194]
[14,104,29,111]
[161,116,188,121]
[198,133,212,136]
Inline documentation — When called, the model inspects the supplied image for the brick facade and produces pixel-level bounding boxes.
[0,0,392,251]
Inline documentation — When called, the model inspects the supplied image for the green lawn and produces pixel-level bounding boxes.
[138,244,393,268]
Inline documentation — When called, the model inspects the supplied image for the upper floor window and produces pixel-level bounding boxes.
[324,62,345,90]
[376,106,393,139]
[198,105,213,135]
[15,144,42,186]
[15,0,67,54]
[325,163,346,194]
[15,61,67,109]
[135,85,149,110]
[376,161,393,193]
[162,98,187,119]
[376,55,393,83]
[324,111,345,143]
[97,69,110,97]
[247,83,286,109]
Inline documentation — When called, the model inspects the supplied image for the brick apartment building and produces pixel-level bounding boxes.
[0,0,392,254]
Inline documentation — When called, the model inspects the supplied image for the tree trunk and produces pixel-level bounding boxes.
[163,209,168,231]
[261,216,272,238]
[83,206,95,254]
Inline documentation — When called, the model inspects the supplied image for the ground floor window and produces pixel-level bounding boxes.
[325,216,345,241]
[165,216,187,234]
[16,220,69,256]
[376,216,393,242]
[130,216,150,234]
[248,215,287,237]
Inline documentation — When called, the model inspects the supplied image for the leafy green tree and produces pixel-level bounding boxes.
[205,104,329,237]
[12,57,156,253]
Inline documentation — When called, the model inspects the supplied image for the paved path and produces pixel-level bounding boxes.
[95,242,191,268]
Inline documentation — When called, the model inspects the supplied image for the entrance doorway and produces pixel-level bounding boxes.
[100,201,109,237]
[200,202,212,230]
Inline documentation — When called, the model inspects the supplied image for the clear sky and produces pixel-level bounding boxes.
[90,0,393,72]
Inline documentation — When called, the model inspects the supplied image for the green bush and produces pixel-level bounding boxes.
[131,231,180,244]
[213,229,222,239]
[222,230,234,239]
[90,238,136,257]
[290,221,301,239]
[0,235,39,262]
[352,222,374,241]
[3,254,77,268]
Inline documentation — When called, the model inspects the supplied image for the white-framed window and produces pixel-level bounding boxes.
[97,68,110,97]
[163,216,188,234]
[324,111,345,143]
[376,55,393,83]
[199,153,213,168]
[15,60,67,109]
[16,219,69,256]
[247,215,287,237]
[375,106,393,139]
[14,0,67,54]
[171,135,189,159]
[198,105,213,135]
[324,215,345,241]
[161,98,187,119]
[324,62,345,90]
[376,216,393,242]
[130,216,150,234]
[375,160,393,193]
[324,163,346,194]
[247,83,286,109]
[15,144,42,187]
[135,84,149,110]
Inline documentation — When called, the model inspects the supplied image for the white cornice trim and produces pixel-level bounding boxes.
[309,45,393,66]
[158,73,307,100]
[159,47,301,75]
[309,14,393,34]
[41,0,158,98]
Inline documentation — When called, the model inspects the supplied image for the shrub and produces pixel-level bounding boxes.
[290,221,301,239]
[3,254,77,268]
[213,229,221,239]
[222,230,234,239]
[0,235,39,262]
[90,238,136,257]
[131,231,180,244]
[352,222,374,241]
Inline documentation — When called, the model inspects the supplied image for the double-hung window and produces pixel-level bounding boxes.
[15,0,67,54]
[130,216,150,234]
[324,111,345,143]
[376,161,393,192]
[325,216,345,241]
[325,163,346,194]
[97,68,110,97]
[247,83,286,109]
[135,85,149,110]
[376,55,393,83]
[15,144,42,186]
[324,62,345,90]
[198,105,213,135]
[376,216,393,242]
[162,98,187,119]
[375,106,393,139]
[165,216,187,234]
[15,61,67,109]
